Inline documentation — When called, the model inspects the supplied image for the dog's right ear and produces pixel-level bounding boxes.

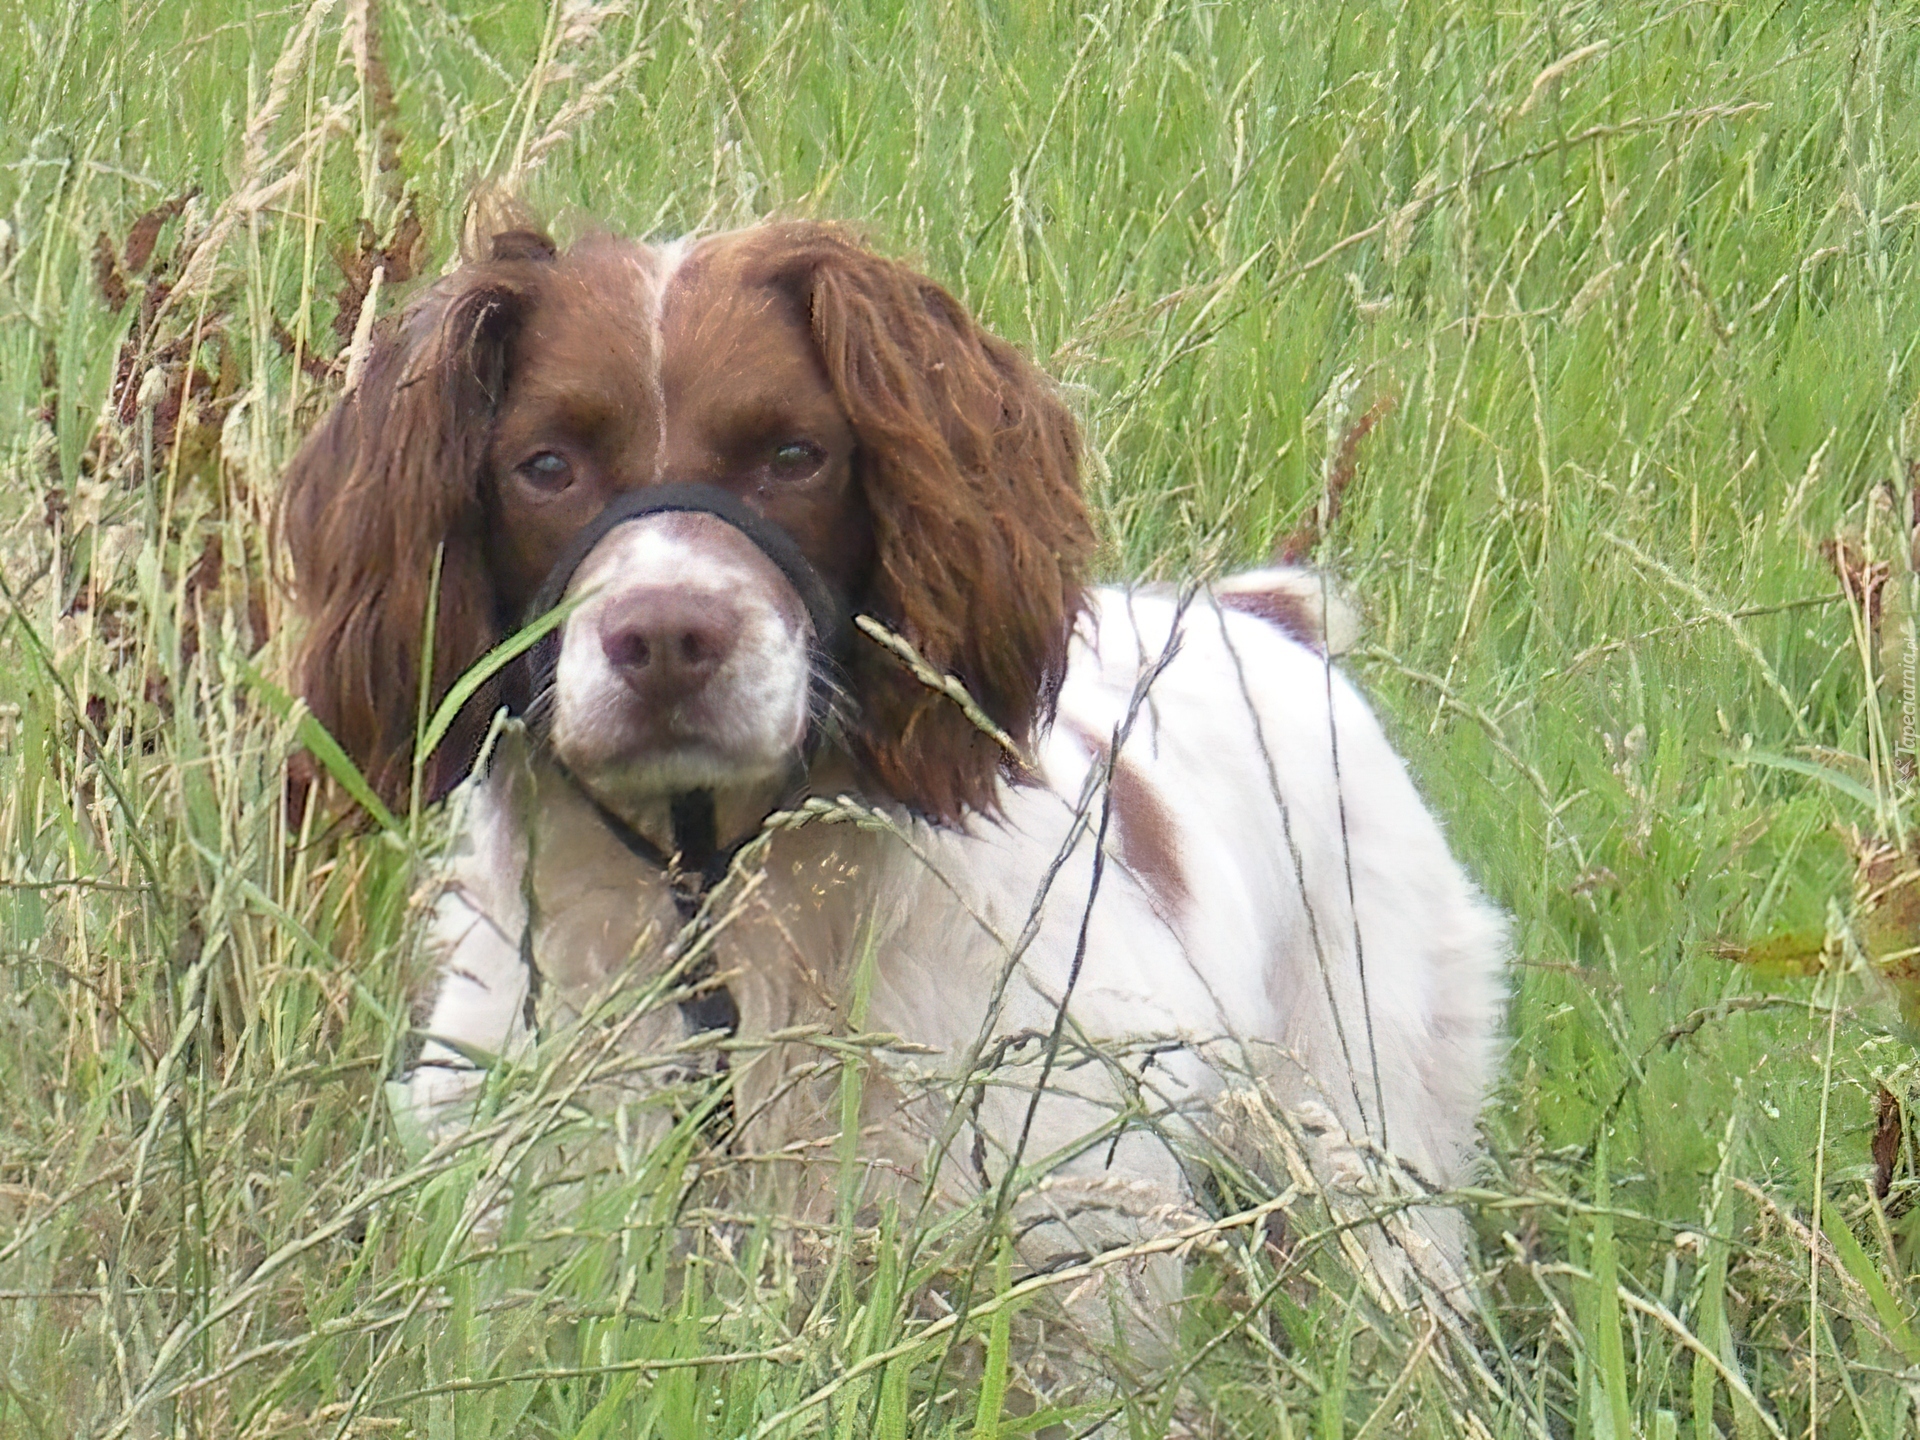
[279,232,555,810]
[758,224,1092,823]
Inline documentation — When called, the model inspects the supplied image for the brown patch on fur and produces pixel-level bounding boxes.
[1111,755,1189,919]
[1067,721,1189,920]
[1220,585,1320,650]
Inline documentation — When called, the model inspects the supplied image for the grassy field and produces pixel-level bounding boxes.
[4,0,1920,1433]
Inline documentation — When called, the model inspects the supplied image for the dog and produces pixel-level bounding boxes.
[280,215,1505,1347]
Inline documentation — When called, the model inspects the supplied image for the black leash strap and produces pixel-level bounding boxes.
[567,779,743,1145]
[561,774,744,1040]
[659,788,740,1042]
[666,790,721,912]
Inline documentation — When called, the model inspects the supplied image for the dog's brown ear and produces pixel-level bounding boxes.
[279,237,553,809]
[774,225,1093,822]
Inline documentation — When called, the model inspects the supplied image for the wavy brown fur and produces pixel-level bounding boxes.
[760,224,1092,819]
[278,236,554,805]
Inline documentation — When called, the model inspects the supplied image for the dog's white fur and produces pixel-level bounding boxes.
[400,536,1505,1340]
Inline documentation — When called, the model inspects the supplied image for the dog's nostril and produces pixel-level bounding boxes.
[602,628,653,672]
[678,630,717,667]
[596,590,740,696]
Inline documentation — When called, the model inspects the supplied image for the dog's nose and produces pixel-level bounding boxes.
[598,589,740,699]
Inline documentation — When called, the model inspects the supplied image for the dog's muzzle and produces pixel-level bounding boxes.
[522,481,851,704]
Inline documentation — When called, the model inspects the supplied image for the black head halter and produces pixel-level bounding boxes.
[524,481,850,699]
[519,483,853,1055]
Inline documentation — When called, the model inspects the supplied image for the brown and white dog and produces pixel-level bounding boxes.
[282,218,1505,1340]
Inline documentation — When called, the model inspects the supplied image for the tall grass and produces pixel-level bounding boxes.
[4,0,1920,1433]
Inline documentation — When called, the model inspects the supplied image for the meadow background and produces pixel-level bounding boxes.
[3,0,1919,1434]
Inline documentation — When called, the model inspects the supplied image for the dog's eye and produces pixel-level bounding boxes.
[516,450,573,492]
[770,440,825,475]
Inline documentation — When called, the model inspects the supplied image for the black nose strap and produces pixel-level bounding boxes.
[523,482,852,701]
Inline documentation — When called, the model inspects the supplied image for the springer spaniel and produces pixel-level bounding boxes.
[282,218,1505,1339]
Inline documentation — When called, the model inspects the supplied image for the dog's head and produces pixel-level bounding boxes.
[280,220,1092,823]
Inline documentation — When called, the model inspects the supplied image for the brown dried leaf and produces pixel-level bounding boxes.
[124,192,194,275]
[383,204,425,283]
[1847,829,1920,1026]
[329,203,426,343]
[1712,931,1827,979]
[1823,534,1891,630]
[92,232,128,312]
[1275,392,1395,565]
[271,315,338,382]
[1874,1086,1902,1200]
[355,0,405,177]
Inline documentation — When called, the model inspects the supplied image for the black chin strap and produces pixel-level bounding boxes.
[560,775,746,1042]
[524,482,852,707]
[566,779,741,920]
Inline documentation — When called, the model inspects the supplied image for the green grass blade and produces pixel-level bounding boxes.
[1592,1138,1633,1440]
[417,596,584,781]
[970,1239,1013,1440]
[240,658,403,837]
[1819,1199,1920,1366]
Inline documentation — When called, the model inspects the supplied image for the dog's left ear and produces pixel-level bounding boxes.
[278,228,555,810]
[773,225,1093,823]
